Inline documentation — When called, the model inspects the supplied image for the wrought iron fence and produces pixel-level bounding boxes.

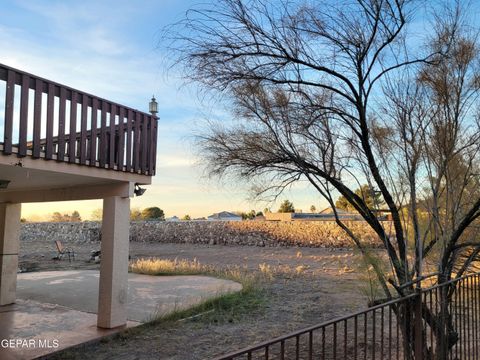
[0,63,157,176]
[215,272,480,360]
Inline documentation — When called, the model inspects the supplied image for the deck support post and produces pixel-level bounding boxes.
[0,203,21,306]
[97,195,130,328]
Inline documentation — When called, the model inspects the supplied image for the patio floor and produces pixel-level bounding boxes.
[0,270,242,359]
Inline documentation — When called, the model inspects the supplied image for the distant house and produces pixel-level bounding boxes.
[319,207,351,215]
[207,211,242,221]
[166,216,180,222]
[265,208,364,222]
[320,207,389,220]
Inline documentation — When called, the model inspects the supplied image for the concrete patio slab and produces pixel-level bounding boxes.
[0,270,241,359]
[0,298,139,360]
[16,270,242,322]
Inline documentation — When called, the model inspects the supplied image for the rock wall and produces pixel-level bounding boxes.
[20,220,388,248]
[21,221,101,243]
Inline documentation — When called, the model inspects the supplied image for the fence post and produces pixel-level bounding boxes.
[414,290,423,360]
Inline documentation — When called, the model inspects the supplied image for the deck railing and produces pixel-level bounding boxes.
[0,63,157,176]
[215,272,480,360]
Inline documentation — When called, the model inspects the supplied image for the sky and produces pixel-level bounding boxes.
[1,0,325,220]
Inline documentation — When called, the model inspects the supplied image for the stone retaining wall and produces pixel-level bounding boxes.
[20,220,388,248]
[21,221,390,247]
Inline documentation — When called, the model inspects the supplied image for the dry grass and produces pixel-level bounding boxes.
[130,257,270,294]
[129,257,209,276]
[126,257,270,328]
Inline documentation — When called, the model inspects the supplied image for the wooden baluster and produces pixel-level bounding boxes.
[99,101,107,167]
[45,83,55,160]
[32,79,42,158]
[18,74,30,157]
[117,107,125,170]
[109,104,116,169]
[148,116,156,175]
[57,87,67,161]
[89,98,99,166]
[126,109,133,172]
[68,91,78,163]
[79,94,88,165]
[3,70,15,155]
[133,112,141,173]
[152,120,158,175]
[141,113,148,174]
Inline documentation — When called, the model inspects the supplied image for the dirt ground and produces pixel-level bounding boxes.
[19,240,372,359]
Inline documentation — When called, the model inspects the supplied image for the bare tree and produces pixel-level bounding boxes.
[169,0,480,357]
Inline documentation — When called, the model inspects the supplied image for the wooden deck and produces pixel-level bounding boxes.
[0,63,157,176]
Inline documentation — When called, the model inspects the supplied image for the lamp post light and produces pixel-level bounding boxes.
[149,95,158,118]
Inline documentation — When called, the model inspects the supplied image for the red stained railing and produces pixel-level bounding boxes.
[0,63,157,176]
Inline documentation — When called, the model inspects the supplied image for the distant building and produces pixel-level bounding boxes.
[320,207,389,220]
[207,211,242,221]
[265,208,363,222]
[319,207,350,215]
[166,216,180,222]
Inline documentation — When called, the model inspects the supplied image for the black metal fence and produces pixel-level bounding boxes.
[215,272,480,360]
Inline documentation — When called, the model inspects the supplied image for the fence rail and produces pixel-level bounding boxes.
[0,63,157,176]
[215,272,480,360]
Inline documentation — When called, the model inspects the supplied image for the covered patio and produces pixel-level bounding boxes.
[0,271,241,359]
[0,62,157,329]
[0,63,160,357]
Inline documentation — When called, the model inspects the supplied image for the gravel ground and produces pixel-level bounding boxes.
[19,239,371,359]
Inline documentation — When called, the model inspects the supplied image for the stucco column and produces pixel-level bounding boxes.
[0,203,21,306]
[97,196,130,328]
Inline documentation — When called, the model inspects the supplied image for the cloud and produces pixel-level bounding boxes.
[4,0,326,220]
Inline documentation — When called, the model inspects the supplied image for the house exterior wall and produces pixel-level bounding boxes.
[264,213,294,221]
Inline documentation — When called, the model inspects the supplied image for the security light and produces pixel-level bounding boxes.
[134,184,146,197]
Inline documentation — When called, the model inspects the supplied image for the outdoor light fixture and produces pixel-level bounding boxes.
[149,95,158,117]
[134,184,146,197]
[0,180,10,189]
